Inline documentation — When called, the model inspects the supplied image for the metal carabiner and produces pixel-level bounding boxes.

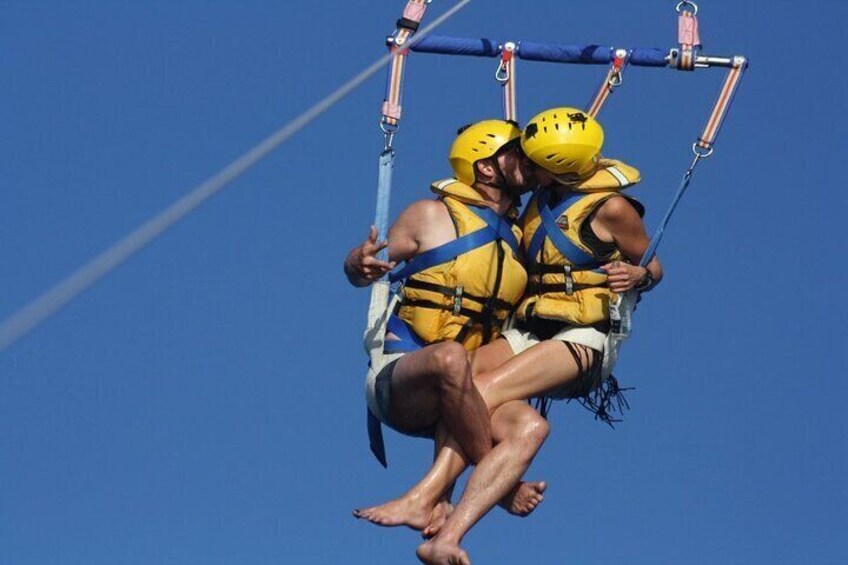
[495,62,510,83]
[691,142,714,158]
[495,42,516,84]
[608,71,623,88]
[676,0,699,15]
[380,119,399,150]
[608,49,628,88]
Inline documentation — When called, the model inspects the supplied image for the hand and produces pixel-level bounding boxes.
[600,260,648,293]
[347,226,396,283]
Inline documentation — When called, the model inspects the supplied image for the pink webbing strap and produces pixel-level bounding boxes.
[402,0,427,24]
[587,49,628,118]
[677,9,701,71]
[679,9,701,46]
[382,49,408,125]
[697,56,747,151]
[381,0,430,128]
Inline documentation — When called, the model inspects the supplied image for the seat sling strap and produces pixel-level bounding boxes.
[368,314,428,467]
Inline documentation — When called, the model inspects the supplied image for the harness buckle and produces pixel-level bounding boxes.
[453,286,464,315]
[564,266,574,295]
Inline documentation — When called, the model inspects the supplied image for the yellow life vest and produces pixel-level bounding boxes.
[519,160,642,326]
[393,179,528,351]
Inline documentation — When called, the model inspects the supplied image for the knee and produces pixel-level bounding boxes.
[517,413,550,449]
[430,342,470,390]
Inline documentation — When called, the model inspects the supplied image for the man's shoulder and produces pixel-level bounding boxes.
[401,198,450,221]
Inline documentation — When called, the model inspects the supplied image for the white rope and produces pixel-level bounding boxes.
[0,0,473,352]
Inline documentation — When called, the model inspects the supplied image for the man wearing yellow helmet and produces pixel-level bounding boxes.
[345,120,549,531]
[411,109,665,565]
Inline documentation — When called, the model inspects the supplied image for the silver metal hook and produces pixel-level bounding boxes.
[608,71,623,88]
[380,119,399,150]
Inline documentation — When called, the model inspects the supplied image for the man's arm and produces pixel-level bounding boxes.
[343,226,396,287]
[593,196,664,293]
[343,200,441,287]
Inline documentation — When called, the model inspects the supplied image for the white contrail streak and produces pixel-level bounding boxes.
[0,0,472,351]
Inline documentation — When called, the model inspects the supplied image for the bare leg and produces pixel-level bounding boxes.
[354,400,549,534]
[355,340,525,531]
[388,341,492,464]
[417,401,550,564]
[474,340,595,411]
[417,340,595,563]
[354,424,468,531]
[422,402,549,538]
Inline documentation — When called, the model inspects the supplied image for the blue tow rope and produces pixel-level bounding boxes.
[640,150,707,267]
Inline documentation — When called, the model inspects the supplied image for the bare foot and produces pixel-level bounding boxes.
[352,495,434,531]
[417,538,471,565]
[421,500,454,539]
[499,480,547,517]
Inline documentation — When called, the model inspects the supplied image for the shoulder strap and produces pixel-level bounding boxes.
[527,189,598,267]
[389,203,518,282]
[473,206,520,254]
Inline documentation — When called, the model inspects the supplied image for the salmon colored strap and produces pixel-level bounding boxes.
[697,56,748,151]
[587,49,629,118]
[381,0,430,129]
[675,1,701,71]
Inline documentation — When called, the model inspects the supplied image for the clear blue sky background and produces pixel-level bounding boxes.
[2,1,846,564]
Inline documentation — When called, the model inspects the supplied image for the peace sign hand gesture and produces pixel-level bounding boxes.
[344,226,397,287]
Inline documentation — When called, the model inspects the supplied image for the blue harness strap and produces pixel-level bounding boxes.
[389,203,519,283]
[367,314,427,468]
[367,410,387,467]
[474,206,520,253]
[383,314,429,354]
[527,189,600,267]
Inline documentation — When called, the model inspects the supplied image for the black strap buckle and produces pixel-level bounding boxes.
[396,17,420,32]
[564,266,574,295]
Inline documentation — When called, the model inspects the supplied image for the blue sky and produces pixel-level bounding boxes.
[1,1,846,564]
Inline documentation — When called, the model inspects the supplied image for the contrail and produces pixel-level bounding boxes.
[0,0,473,352]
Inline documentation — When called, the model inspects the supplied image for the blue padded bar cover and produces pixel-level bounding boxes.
[518,41,668,68]
[629,48,669,67]
[411,35,502,58]
[518,42,612,64]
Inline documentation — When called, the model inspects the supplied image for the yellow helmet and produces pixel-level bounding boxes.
[521,108,604,180]
[449,120,521,186]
